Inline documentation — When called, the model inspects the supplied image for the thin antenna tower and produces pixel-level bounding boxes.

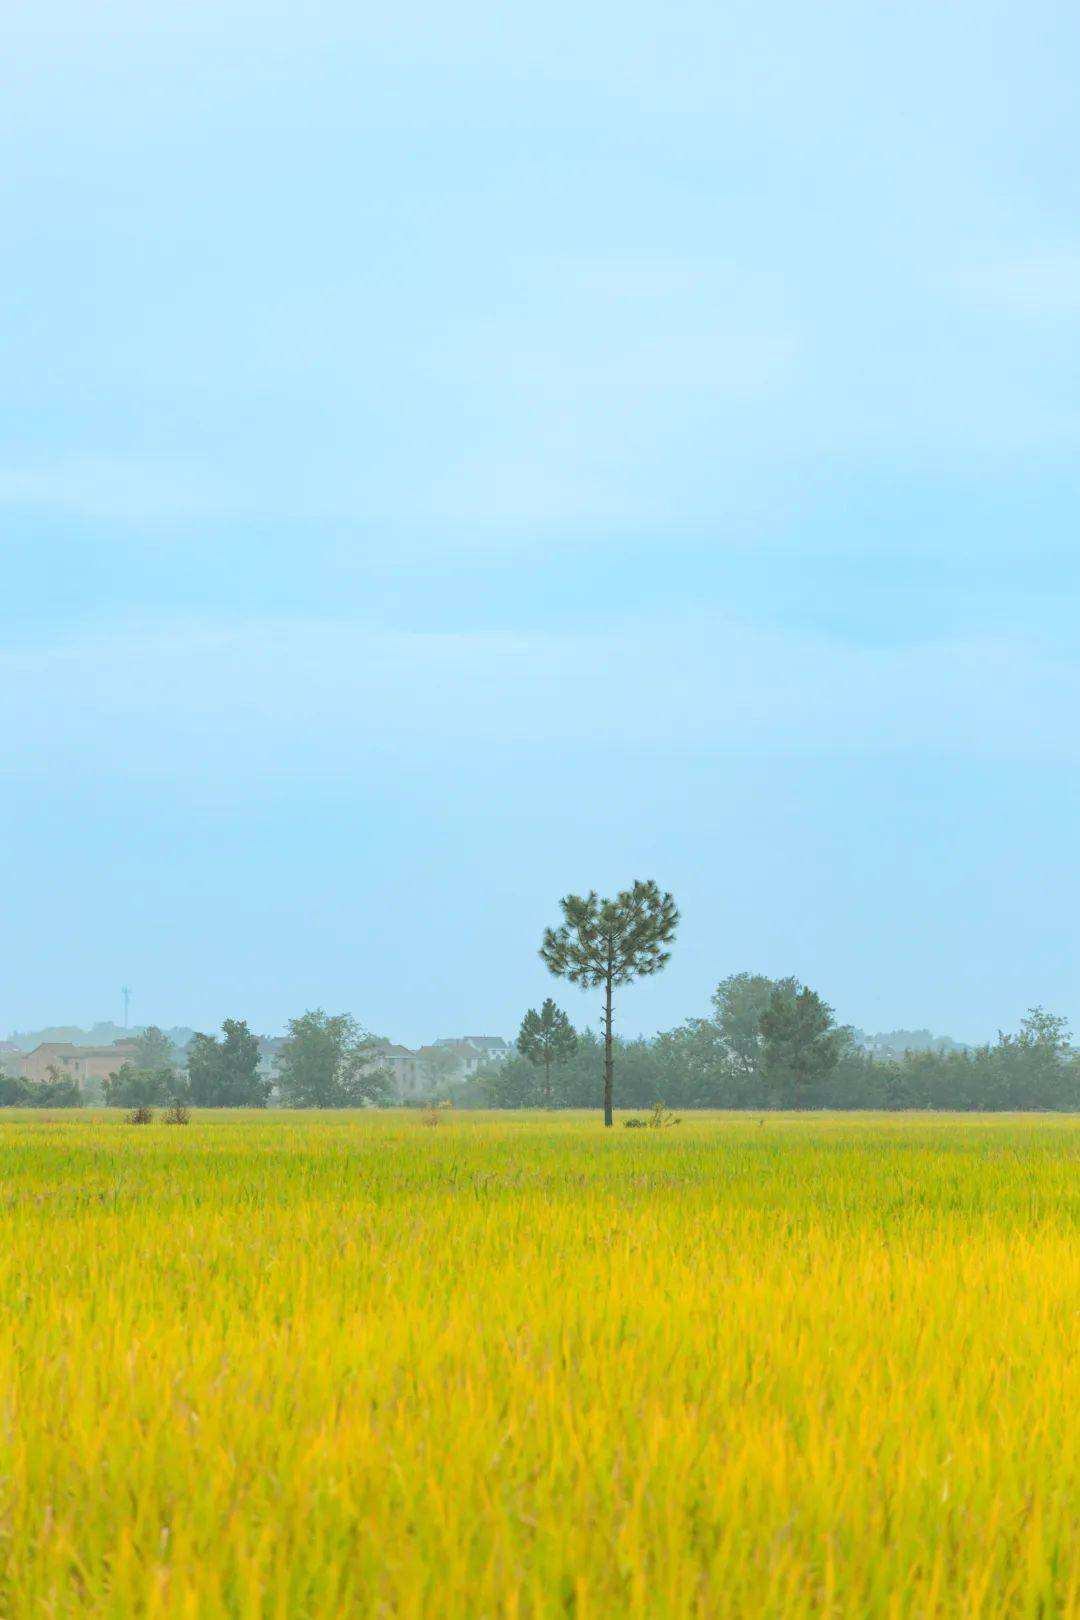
[122,986,131,1029]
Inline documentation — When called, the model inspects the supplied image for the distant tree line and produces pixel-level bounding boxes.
[0,1069,83,1108]
[467,975,1080,1112]
[2,966,1076,1115]
[0,1011,393,1110]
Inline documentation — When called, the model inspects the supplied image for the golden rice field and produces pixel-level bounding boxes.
[3,1109,1080,1618]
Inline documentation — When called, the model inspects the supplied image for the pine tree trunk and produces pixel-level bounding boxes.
[603,970,614,1127]
[544,1056,551,1109]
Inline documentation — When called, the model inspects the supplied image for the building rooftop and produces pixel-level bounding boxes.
[26,1040,139,1059]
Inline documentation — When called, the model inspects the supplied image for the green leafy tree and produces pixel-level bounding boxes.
[28,1066,83,1108]
[517,998,578,1107]
[103,1062,183,1109]
[988,1008,1078,1110]
[464,996,1078,1114]
[759,984,848,1107]
[186,1019,268,1108]
[712,973,799,1077]
[0,1075,30,1106]
[541,880,679,1126]
[419,1046,464,1097]
[276,1010,392,1108]
[473,1056,543,1109]
[132,1025,176,1071]
[651,1019,735,1108]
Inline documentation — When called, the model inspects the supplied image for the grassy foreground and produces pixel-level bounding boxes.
[2,1110,1080,1617]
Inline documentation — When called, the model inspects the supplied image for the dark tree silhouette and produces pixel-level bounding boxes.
[540,881,678,1126]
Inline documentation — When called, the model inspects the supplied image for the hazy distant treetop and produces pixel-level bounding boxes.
[852,1028,969,1054]
[1009,1007,1071,1056]
[276,1010,391,1108]
[187,1019,269,1108]
[7,1023,198,1053]
[132,1025,176,1070]
[759,985,850,1106]
[103,1062,184,1109]
[418,1045,467,1093]
[712,973,799,1075]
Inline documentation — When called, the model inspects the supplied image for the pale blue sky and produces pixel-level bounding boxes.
[3,0,1079,1045]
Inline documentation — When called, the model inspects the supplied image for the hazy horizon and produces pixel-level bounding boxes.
[4,0,1079,1047]
[3,1008,974,1056]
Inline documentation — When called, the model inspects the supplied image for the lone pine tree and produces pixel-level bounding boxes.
[540,880,679,1126]
[517,998,578,1107]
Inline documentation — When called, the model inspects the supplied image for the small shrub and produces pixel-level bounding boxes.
[163,1103,191,1126]
[621,1107,679,1128]
[127,1106,154,1125]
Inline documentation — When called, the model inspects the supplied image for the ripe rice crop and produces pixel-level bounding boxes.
[2,1109,1080,1617]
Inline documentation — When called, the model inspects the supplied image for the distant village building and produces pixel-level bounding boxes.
[368,1036,510,1099]
[20,1041,139,1086]
[434,1035,511,1069]
[460,1036,512,1065]
[256,1036,287,1095]
[8,1026,511,1102]
[428,1040,487,1078]
[371,1044,424,1099]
